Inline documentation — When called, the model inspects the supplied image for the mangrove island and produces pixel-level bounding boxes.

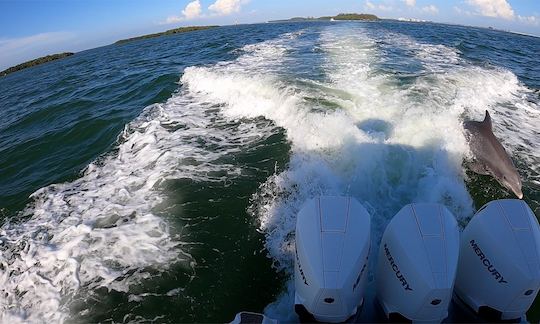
[115,25,220,45]
[1,26,220,76]
[269,13,379,23]
[1,52,74,77]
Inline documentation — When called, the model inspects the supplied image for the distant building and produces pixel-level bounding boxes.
[397,17,428,22]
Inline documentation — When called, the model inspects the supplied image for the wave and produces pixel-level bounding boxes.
[0,81,279,322]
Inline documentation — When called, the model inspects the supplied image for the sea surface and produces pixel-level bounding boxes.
[0,21,539,323]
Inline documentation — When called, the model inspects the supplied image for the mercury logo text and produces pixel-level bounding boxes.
[384,244,412,291]
[470,239,507,284]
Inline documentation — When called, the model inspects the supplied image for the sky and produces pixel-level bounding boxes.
[0,0,539,70]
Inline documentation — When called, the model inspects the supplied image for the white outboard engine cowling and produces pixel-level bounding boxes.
[294,196,371,322]
[376,203,460,322]
[454,199,540,321]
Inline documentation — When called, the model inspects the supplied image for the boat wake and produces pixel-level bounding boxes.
[181,23,540,320]
[1,23,539,323]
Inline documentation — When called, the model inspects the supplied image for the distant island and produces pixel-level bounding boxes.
[1,52,74,77]
[269,13,379,23]
[1,26,220,77]
[115,25,219,44]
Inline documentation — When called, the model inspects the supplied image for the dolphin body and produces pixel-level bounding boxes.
[463,110,523,199]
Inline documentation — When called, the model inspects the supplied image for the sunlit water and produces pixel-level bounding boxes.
[0,21,539,322]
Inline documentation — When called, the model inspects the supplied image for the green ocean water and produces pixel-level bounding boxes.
[0,21,539,322]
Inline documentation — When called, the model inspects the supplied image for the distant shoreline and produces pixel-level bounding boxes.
[269,13,379,23]
[114,25,219,45]
[1,52,74,77]
[1,26,219,77]
[2,18,537,77]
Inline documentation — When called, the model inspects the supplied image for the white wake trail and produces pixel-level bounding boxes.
[180,24,479,320]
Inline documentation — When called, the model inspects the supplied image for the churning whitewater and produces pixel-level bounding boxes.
[0,22,539,322]
[182,23,539,320]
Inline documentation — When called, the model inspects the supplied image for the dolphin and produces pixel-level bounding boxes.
[463,110,523,199]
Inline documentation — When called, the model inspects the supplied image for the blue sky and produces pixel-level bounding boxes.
[0,0,539,69]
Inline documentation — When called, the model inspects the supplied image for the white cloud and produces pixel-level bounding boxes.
[161,0,203,25]
[453,6,473,16]
[518,15,540,26]
[0,32,74,55]
[0,32,76,70]
[208,0,249,16]
[364,1,393,12]
[365,1,376,10]
[404,0,416,7]
[182,0,202,20]
[163,16,182,24]
[421,4,439,14]
[466,0,514,20]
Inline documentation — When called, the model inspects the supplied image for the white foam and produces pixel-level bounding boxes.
[180,24,479,320]
[378,30,540,161]
[173,23,540,321]
[370,27,540,191]
[0,81,278,321]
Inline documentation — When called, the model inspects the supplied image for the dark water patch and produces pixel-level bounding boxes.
[357,118,393,140]
[0,117,124,214]
[465,169,516,207]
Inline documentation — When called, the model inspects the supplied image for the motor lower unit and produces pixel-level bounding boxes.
[376,203,460,322]
[454,199,540,321]
[294,196,371,323]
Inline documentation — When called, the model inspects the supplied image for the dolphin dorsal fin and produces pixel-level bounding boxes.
[482,110,492,131]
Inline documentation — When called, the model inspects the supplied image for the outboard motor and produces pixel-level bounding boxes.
[454,199,540,321]
[294,196,371,322]
[376,203,460,322]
